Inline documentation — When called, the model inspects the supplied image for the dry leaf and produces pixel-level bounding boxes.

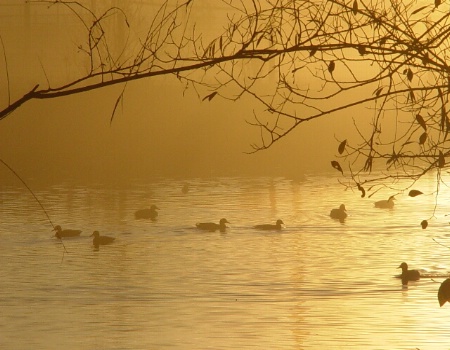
[419,132,427,145]
[331,160,343,175]
[352,0,358,15]
[416,114,427,130]
[202,92,218,102]
[439,151,445,168]
[328,61,335,74]
[409,190,423,197]
[338,139,347,154]
[357,183,365,198]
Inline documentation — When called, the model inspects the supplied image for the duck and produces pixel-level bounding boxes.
[254,219,284,231]
[53,225,82,238]
[196,218,229,232]
[398,262,420,281]
[438,278,450,307]
[374,195,395,209]
[330,204,347,220]
[135,205,159,220]
[90,231,115,246]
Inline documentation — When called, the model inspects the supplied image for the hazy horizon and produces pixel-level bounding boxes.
[0,1,359,185]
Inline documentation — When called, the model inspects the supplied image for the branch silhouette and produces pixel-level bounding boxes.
[4,0,450,197]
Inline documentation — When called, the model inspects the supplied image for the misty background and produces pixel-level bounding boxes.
[0,1,355,185]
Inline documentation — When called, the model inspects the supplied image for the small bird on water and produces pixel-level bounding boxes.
[374,195,395,209]
[330,204,347,221]
[254,219,284,231]
[135,205,159,220]
[196,218,229,232]
[397,262,421,283]
[91,231,115,246]
[53,225,82,238]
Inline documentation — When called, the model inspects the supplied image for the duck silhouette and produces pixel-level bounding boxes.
[53,225,82,238]
[135,205,159,220]
[398,262,420,283]
[254,219,284,231]
[374,195,395,209]
[330,204,347,220]
[196,218,229,232]
[91,231,115,246]
[438,278,450,306]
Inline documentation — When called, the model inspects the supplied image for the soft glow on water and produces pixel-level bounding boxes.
[1,174,450,349]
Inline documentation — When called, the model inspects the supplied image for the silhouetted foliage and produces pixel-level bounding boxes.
[438,278,450,307]
[3,0,450,203]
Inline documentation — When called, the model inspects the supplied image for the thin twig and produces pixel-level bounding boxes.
[0,158,68,254]
[0,35,10,105]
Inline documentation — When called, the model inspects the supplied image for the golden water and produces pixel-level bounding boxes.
[1,174,450,349]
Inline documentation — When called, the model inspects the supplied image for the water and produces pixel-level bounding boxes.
[1,173,450,349]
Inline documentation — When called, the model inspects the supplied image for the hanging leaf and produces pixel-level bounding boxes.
[310,46,318,57]
[446,117,450,141]
[328,60,335,74]
[422,52,430,65]
[436,0,442,8]
[441,105,446,131]
[421,220,428,229]
[357,45,366,56]
[352,0,358,15]
[411,5,428,15]
[416,114,427,130]
[357,183,365,198]
[438,278,450,307]
[386,151,398,166]
[363,156,373,172]
[419,132,427,145]
[409,190,423,197]
[331,160,343,175]
[373,87,383,97]
[439,151,445,168]
[407,68,413,82]
[110,83,127,125]
[202,91,218,102]
[338,139,347,154]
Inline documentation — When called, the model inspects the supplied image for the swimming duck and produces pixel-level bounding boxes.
[438,278,450,307]
[398,262,420,281]
[135,205,159,220]
[254,219,284,231]
[196,218,229,232]
[91,231,115,246]
[374,195,395,209]
[330,204,347,220]
[53,225,82,238]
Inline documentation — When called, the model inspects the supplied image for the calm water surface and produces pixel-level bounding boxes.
[1,173,450,349]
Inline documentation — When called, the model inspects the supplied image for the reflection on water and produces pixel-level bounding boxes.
[1,174,450,349]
